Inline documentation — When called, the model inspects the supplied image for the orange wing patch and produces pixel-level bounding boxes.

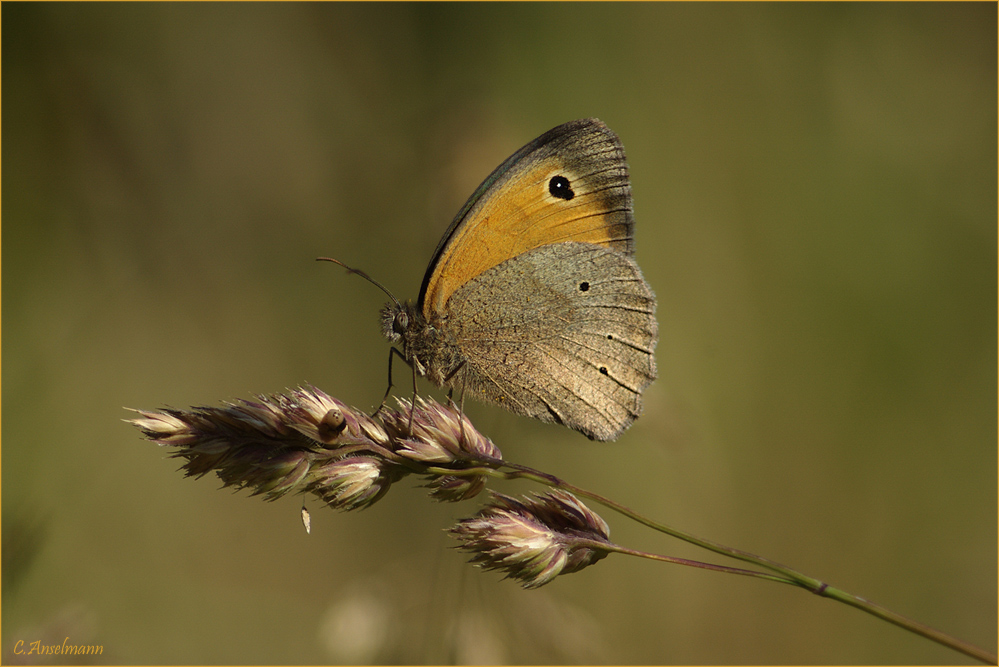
[421,120,634,317]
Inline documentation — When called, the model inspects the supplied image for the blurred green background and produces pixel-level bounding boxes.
[3,3,995,664]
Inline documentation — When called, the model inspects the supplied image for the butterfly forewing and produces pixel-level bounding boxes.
[419,118,635,317]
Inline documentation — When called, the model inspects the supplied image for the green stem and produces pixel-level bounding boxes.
[429,459,995,664]
[593,541,801,586]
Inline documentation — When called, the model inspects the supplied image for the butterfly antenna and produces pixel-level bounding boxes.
[316,257,401,308]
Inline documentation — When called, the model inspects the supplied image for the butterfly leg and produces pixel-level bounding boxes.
[407,359,419,436]
[372,347,422,436]
[442,362,469,445]
[373,347,409,417]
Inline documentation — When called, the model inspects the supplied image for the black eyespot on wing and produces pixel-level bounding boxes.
[599,366,608,375]
[578,281,590,292]
[549,175,574,200]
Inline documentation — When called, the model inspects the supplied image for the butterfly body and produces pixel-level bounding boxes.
[382,119,657,441]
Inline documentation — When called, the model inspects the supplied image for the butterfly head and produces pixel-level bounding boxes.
[381,300,416,345]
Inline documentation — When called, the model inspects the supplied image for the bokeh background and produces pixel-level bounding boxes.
[4,3,995,664]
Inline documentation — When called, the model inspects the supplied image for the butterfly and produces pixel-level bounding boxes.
[378,118,657,441]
